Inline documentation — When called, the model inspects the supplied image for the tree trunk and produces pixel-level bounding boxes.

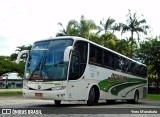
[130,31,134,58]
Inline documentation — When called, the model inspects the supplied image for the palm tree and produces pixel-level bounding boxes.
[115,38,132,57]
[119,10,149,58]
[56,20,79,36]
[56,15,97,39]
[16,45,32,52]
[99,17,119,34]
[100,32,119,50]
[78,15,97,39]
[89,33,101,44]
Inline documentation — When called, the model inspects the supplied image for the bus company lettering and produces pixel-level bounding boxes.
[108,73,128,82]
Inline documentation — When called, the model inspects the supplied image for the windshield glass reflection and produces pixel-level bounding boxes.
[25,39,73,81]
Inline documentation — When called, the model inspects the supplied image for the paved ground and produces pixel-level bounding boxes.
[0,89,160,116]
[0,94,160,108]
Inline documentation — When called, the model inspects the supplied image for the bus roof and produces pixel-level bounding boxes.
[34,36,146,67]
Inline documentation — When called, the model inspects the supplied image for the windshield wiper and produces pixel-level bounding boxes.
[29,55,45,80]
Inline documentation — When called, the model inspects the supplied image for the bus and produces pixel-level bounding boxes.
[17,36,148,105]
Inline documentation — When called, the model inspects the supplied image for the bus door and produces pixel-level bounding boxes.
[67,41,88,100]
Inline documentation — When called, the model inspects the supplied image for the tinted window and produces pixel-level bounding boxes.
[69,41,88,80]
[74,41,88,77]
[115,55,122,70]
[89,44,102,65]
[103,50,114,68]
[74,41,88,63]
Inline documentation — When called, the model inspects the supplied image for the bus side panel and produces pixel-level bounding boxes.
[66,79,89,100]
[86,64,148,100]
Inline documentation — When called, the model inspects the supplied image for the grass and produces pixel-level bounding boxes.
[0,89,22,94]
[145,94,160,101]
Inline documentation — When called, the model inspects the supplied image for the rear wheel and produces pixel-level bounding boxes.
[128,91,139,104]
[133,91,139,104]
[87,87,96,106]
[54,100,61,105]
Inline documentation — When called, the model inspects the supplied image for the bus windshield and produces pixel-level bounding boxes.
[25,39,73,81]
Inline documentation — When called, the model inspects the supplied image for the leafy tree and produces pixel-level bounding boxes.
[10,53,18,61]
[89,33,101,44]
[56,20,79,36]
[0,45,32,78]
[15,62,25,77]
[0,57,25,79]
[16,45,32,52]
[100,32,119,50]
[89,31,130,57]
[78,15,97,39]
[135,37,160,89]
[115,38,131,56]
[119,10,149,58]
[56,15,97,39]
[99,17,119,33]
[0,57,16,76]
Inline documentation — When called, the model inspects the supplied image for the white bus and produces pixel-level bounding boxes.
[19,36,148,105]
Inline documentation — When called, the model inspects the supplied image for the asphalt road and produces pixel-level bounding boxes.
[0,94,160,115]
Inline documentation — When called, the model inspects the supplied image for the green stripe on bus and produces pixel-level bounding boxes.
[98,78,147,95]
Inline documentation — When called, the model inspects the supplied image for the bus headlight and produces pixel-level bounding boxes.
[51,86,66,90]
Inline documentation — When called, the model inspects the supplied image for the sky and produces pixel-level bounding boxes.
[0,0,160,56]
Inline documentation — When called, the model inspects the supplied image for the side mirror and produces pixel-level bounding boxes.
[63,46,73,62]
[15,50,29,64]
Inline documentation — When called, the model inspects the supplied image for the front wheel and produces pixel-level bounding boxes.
[87,87,96,106]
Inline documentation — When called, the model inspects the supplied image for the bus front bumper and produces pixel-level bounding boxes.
[22,89,66,100]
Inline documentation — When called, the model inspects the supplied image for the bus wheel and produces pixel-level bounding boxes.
[128,91,139,104]
[87,87,96,106]
[133,91,139,104]
[54,100,61,105]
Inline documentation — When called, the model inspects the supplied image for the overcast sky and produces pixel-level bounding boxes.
[0,0,159,56]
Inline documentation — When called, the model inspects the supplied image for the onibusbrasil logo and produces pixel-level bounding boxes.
[1,109,42,115]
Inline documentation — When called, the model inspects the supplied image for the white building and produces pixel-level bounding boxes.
[0,73,23,89]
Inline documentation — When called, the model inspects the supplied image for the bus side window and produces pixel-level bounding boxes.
[141,66,147,78]
[103,51,108,67]
[89,44,95,63]
[74,41,88,77]
[135,64,140,76]
[137,65,141,76]
[131,62,138,75]
[69,51,80,80]
[121,58,125,72]
[89,57,96,63]
[104,51,114,69]
[115,55,122,70]
[127,61,132,73]
[89,44,102,65]
[124,59,129,72]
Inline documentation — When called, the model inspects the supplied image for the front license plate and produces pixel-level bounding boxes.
[35,93,43,97]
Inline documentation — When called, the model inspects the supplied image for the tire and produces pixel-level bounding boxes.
[133,91,139,104]
[87,87,96,106]
[54,100,61,105]
[128,91,139,104]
